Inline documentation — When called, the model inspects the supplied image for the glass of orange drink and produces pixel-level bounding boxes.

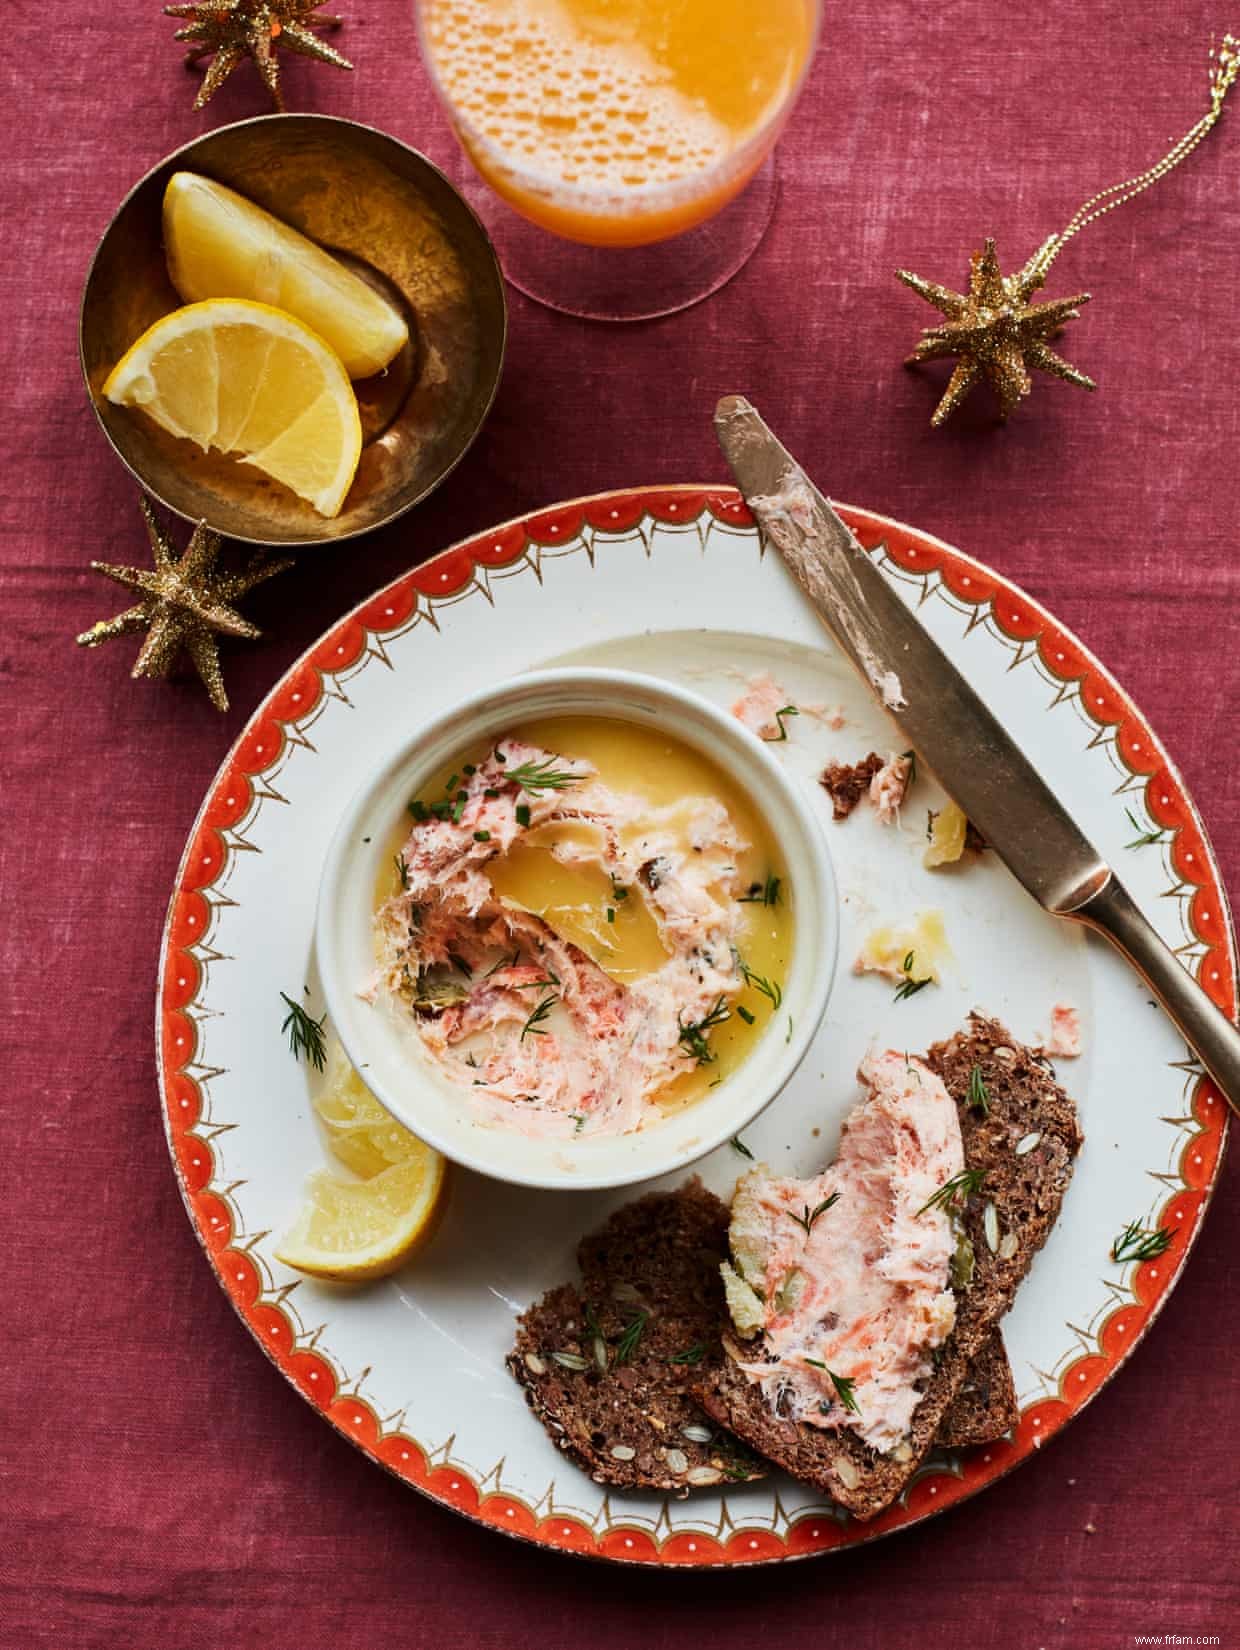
[416,0,821,320]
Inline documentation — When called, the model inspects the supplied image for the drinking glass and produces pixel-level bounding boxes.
[415,0,822,320]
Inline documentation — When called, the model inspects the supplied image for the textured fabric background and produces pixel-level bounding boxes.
[2,2,1238,1645]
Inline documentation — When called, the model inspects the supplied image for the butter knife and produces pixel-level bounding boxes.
[715,393,1240,1118]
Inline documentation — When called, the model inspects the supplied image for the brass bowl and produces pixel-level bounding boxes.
[80,115,507,547]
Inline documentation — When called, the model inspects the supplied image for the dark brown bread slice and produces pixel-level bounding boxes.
[509,1185,1019,1496]
[936,1328,1018,1447]
[694,1014,1082,1519]
[507,1180,765,1495]
[820,752,884,819]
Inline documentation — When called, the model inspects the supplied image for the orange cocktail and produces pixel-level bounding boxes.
[419,0,818,248]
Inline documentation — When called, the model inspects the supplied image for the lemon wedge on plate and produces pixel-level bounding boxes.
[274,1155,447,1282]
[163,172,409,380]
[102,299,362,518]
[275,1038,448,1280]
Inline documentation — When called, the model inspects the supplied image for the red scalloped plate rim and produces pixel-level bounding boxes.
[155,483,1233,1567]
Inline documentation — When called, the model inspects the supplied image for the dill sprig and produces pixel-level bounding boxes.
[967,1064,990,1116]
[893,949,933,1003]
[1124,807,1169,850]
[666,1342,709,1365]
[678,996,731,1064]
[520,993,557,1041]
[1111,1219,1173,1264]
[804,1358,862,1415]
[280,992,327,1071]
[735,951,783,1011]
[503,756,582,793]
[614,1311,649,1365]
[762,705,800,742]
[788,1192,841,1235]
[738,870,782,906]
[917,1168,986,1217]
[730,1135,754,1160]
[393,854,410,892]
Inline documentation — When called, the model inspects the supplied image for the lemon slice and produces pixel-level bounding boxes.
[102,299,362,518]
[275,1036,448,1279]
[274,1154,447,1281]
[163,172,408,380]
[313,1036,424,1180]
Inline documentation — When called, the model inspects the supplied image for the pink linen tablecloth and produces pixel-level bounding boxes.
[3,2,1238,1645]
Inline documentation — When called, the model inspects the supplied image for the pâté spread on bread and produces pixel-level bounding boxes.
[368,717,793,1138]
[721,1050,966,1451]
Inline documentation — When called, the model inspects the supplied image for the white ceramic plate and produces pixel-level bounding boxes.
[158,487,1231,1566]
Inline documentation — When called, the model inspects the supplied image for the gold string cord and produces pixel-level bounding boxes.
[1028,33,1239,284]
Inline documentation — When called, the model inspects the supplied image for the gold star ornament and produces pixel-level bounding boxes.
[76,497,292,712]
[897,239,1094,427]
[165,0,353,111]
[896,36,1238,429]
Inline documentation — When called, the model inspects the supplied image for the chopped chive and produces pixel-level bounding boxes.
[736,1004,755,1025]
[473,830,491,842]
[762,705,800,742]
[515,803,531,827]
[738,871,782,906]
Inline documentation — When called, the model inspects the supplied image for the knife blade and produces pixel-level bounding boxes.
[714,393,1240,1116]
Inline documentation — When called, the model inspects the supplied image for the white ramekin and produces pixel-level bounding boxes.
[316,667,838,1190]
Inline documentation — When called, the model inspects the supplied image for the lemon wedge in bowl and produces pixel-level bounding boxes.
[102,299,362,518]
[312,1035,427,1180]
[163,172,409,381]
[275,1037,448,1280]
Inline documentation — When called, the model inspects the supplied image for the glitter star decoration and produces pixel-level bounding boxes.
[165,0,353,111]
[76,497,292,712]
[897,238,1095,427]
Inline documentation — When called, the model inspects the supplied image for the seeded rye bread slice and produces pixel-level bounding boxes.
[934,1327,1017,1447]
[693,1015,1082,1519]
[508,1180,764,1494]
[508,1180,1018,1496]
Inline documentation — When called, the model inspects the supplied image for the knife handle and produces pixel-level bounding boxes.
[1076,874,1240,1118]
